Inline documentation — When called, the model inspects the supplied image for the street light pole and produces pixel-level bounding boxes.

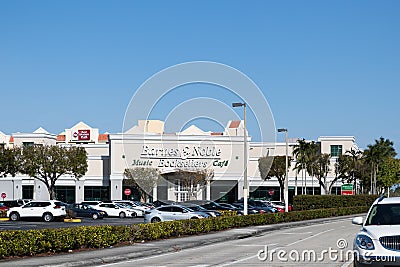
[278,128,289,212]
[232,102,248,215]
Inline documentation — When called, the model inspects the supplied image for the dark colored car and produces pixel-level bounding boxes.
[178,202,222,217]
[234,199,277,213]
[68,203,107,219]
[229,203,259,215]
[0,203,9,212]
[185,200,240,214]
[0,199,30,208]
[152,200,176,207]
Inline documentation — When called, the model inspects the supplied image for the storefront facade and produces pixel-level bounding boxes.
[0,120,358,203]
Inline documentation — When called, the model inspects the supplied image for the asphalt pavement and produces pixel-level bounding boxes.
[0,214,363,267]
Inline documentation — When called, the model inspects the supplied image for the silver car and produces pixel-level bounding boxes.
[144,205,208,223]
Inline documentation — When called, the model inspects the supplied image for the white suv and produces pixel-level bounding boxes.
[7,200,67,222]
[352,196,400,267]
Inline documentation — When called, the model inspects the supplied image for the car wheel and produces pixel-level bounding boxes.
[151,217,161,223]
[43,212,54,222]
[10,212,20,221]
[119,212,126,218]
[92,213,99,220]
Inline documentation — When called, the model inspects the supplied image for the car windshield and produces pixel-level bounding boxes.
[188,205,205,211]
[365,203,400,225]
[183,206,194,212]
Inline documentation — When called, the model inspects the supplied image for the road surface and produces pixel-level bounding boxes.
[98,218,360,267]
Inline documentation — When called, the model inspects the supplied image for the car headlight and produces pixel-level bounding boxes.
[355,234,375,250]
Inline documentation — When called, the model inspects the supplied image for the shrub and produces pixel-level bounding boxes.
[0,205,369,259]
[293,194,378,211]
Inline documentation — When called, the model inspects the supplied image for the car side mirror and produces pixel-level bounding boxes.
[352,216,363,225]
[182,209,188,213]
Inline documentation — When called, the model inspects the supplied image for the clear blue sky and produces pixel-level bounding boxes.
[1,1,399,152]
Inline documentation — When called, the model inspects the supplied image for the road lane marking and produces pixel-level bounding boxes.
[286,228,334,247]
[235,243,277,247]
[280,231,312,235]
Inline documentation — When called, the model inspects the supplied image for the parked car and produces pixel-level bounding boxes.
[144,205,208,223]
[7,200,66,222]
[352,196,400,267]
[185,200,239,213]
[229,203,259,215]
[0,203,9,212]
[178,202,222,217]
[68,203,107,219]
[269,201,293,212]
[92,202,139,218]
[112,200,149,216]
[0,199,31,208]
[234,199,277,213]
[152,200,176,207]
[81,201,103,206]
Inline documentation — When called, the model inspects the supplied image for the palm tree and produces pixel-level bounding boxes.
[345,148,362,194]
[364,137,396,194]
[292,139,315,194]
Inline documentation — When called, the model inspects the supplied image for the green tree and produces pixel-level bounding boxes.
[20,145,88,199]
[336,154,353,181]
[364,137,397,194]
[310,153,333,194]
[0,147,21,177]
[377,158,400,192]
[259,155,291,202]
[124,167,161,202]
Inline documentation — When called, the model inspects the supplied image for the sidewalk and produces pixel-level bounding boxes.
[0,215,360,267]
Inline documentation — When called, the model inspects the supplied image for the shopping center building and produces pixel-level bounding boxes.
[0,121,358,203]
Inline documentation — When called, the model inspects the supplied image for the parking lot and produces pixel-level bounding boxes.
[0,217,144,231]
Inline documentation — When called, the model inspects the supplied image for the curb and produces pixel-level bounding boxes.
[39,214,363,267]
[64,218,82,223]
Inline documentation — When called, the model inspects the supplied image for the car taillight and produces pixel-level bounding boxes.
[54,205,61,209]
[259,210,265,214]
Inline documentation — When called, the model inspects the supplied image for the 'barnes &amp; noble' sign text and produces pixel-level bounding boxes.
[131,145,229,169]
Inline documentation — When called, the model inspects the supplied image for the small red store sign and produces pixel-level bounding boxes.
[72,130,91,141]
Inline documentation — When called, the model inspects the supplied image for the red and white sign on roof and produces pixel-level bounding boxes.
[72,130,91,141]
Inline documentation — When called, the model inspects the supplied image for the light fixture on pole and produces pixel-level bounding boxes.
[277,128,289,212]
[232,102,248,215]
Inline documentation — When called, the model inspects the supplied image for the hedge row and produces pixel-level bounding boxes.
[293,194,378,211]
[0,205,369,259]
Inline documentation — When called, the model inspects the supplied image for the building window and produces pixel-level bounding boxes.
[22,142,34,147]
[22,185,34,199]
[84,186,110,201]
[55,186,76,204]
[330,145,343,157]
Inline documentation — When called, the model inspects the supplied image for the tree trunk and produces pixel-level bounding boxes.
[49,185,56,200]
